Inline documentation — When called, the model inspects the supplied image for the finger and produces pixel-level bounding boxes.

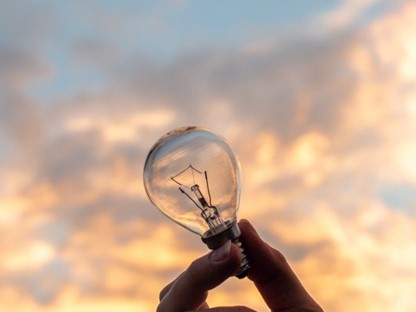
[159,272,183,301]
[238,219,322,312]
[159,272,208,310]
[159,273,209,309]
[189,306,256,312]
[157,240,242,312]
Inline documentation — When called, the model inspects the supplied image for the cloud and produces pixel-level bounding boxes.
[0,2,55,149]
[1,1,416,312]
[315,0,380,31]
[0,47,47,148]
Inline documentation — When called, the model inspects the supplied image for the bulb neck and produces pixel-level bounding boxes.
[201,221,241,249]
[201,221,251,279]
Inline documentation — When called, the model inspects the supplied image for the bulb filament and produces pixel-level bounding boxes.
[171,165,227,234]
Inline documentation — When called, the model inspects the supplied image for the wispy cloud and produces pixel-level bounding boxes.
[0,1,415,311]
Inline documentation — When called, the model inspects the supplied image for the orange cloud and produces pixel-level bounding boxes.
[1,2,416,312]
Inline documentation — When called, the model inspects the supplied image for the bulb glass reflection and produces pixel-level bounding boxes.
[143,126,249,277]
[144,126,241,236]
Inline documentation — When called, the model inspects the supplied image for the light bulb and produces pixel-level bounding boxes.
[143,126,250,278]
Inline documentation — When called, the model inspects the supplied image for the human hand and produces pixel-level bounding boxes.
[157,220,323,312]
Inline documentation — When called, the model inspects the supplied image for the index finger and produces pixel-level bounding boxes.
[157,241,241,312]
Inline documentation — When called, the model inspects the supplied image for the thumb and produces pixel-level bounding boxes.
[157,240,242,312]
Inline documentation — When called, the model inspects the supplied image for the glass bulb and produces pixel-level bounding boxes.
[143,126,250,278]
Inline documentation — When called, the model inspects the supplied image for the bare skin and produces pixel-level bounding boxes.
[157,219,323,312]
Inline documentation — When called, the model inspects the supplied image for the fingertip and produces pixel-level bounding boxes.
[238,218,250,228]
[229,241,243,269]
[238,219,258,236]
[184,241,242,290]
[238,219,262,247]
[210,240,232,263]
[210,241,242,276]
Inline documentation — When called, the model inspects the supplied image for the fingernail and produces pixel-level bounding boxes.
[210,240,231,263]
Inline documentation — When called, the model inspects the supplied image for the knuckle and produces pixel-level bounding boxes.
[156,303,168,312]
[185,258,202,283]
[158,284,171,301]
[274,249,288,265]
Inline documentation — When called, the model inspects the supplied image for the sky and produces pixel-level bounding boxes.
[1,0,416,311]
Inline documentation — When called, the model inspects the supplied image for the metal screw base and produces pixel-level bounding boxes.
[202,221,251,278]
[233,237,250,279]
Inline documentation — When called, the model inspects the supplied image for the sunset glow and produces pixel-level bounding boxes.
[1,1,416,311]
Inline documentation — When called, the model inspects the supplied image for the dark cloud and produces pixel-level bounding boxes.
[71,38,119,67]
[0,93,43,149]
[1,2,415,311]
[0,1,55,47]
[86,29,371,148]
[0,2,53,150]
[0,45,47,148]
